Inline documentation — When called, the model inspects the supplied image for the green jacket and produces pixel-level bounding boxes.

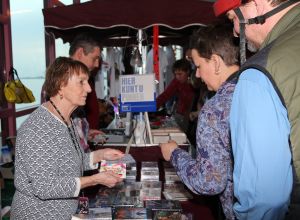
[245,3,300,184]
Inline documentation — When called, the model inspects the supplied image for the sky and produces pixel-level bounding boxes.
[8,0,88,113]
[9,0,85,78]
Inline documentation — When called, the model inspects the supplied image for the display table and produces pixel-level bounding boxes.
[85,115,221,220]
[87,144,221,220]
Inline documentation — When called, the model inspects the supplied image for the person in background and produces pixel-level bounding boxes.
[69,33,103,151]
[98,99,114,129]
[160,23,240,220]
[68,33,105,149]
[156,58,194,132]
[213,0,297,219]
[68,33,101,130]
[11,57,124,219]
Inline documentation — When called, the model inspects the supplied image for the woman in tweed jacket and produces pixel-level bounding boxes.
[11,57,124,220]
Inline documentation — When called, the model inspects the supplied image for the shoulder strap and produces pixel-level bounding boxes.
[10,67,21,81]
[236,64,287,109]
[236,65,293,166]
[248,0,300,25]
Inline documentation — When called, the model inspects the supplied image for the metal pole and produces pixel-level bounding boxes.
[138,29,153,144]
[137,29,143,75]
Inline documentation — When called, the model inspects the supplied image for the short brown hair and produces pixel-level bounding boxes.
[189,22,239,66]
[44,57,89,98]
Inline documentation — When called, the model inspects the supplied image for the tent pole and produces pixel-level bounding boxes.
[138,28,154,144]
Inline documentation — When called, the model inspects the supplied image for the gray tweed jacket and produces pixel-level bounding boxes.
[11,106,93,220]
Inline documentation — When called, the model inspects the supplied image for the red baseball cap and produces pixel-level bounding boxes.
[213,0,242,17]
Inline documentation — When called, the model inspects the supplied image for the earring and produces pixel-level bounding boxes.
[59,94,63,100]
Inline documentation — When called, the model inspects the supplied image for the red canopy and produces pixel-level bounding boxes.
[43,0,216,46]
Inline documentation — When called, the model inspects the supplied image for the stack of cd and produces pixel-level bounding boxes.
[140,181,162,201]
[162,162,193,201]
[140,161,159,182]
[163,162,181,184]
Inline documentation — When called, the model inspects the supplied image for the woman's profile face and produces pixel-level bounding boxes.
[60,70,91,107]
[191,49,216,91]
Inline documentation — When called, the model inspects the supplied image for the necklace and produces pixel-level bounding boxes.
[49,99,83,175]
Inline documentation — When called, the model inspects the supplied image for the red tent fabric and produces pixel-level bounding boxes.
[43,0,216,46]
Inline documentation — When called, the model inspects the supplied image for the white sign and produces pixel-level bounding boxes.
[119,74,156,112]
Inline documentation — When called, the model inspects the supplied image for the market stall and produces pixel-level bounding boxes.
[43,0,216,46]
[42,2,220,219]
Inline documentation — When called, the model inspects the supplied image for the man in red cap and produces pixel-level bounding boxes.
[213,0,300,219]
[213,0,241,18]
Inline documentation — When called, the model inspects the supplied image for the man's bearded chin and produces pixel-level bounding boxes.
[247,40,258,53]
